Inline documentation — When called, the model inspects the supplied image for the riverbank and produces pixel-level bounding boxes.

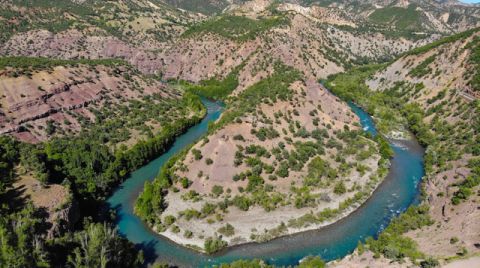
[159,153,382,251]
[146,80,393,253]
[107,95,425,267]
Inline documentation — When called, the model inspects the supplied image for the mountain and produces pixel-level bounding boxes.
[3,0,478,84]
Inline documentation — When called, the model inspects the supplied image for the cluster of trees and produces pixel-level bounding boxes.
[406,27,479,56]
[408,55,435,78]
[0,56,126,70]
[467,35,480,92]
[0,86,207,266]
[0,137,144,267]
[365,205,433,262]
[204,237,228,254]
[0,136,19,184]
[181,65,241,100]
[135,151,179,224]
[0,203,50,267]
[451,158,480,205]
[215,256,325,268]
[20,93,205,211]
[183,14,289,42]
[211,62,301,132]
[66,223,144,268]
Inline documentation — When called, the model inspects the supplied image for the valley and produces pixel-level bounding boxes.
[0,0,479,267]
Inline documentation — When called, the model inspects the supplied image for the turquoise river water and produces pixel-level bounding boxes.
[107,98,425,267]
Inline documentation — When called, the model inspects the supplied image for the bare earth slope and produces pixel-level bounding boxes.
[330,28,480,267]
[367,30,480,260]
[0,61,182,144]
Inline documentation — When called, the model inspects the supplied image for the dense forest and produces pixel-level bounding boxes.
[0,89,205,266]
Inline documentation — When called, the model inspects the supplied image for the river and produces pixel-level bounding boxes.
[107,98,424,267]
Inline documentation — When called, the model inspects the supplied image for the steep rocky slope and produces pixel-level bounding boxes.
[367,29,480,260]
[327,28,480,266]
[2,0,479,82]
[297,0,480,36]
[0,58,191,144]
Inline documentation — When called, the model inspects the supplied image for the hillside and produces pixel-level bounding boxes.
[326,28,480,265]
[0,56,205,266]
[0,57,193,143]
[1,0,479,79]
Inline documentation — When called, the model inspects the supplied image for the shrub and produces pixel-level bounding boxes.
[163,215,176,226]
[366,205,433,261]
[201,203,217,216]
[192,149,202,160]
[233,134,245,141]
[333,181,347,195]
[297,256,325,268]
[181,177,191,189]
[184,230,193,239]
[204,237,227,254]
[218,223,235,237]
[233,195,251,211]
[211,185,224,197]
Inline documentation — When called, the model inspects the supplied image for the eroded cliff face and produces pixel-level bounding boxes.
[1,1,465,83]
[13,174,80,239]
[0,64,178,143]
[369,33,480,259]
[350,29,480,262]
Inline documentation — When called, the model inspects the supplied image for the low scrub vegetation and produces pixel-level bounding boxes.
[366,205,433,262]
[183,15,289,42]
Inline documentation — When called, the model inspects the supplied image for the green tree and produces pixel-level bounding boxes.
[297,256,326,268]
[0,204,50,267]
[67,223,143,268]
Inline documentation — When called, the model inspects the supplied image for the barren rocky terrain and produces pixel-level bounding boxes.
[0,62,182,143]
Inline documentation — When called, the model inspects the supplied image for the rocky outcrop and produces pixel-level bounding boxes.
[47,196,80,239]
[0,64,174,142]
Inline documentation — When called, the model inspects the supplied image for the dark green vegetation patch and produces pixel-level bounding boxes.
[369,5,423,32]
[0,56,127,70]
[183,15,289,41]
